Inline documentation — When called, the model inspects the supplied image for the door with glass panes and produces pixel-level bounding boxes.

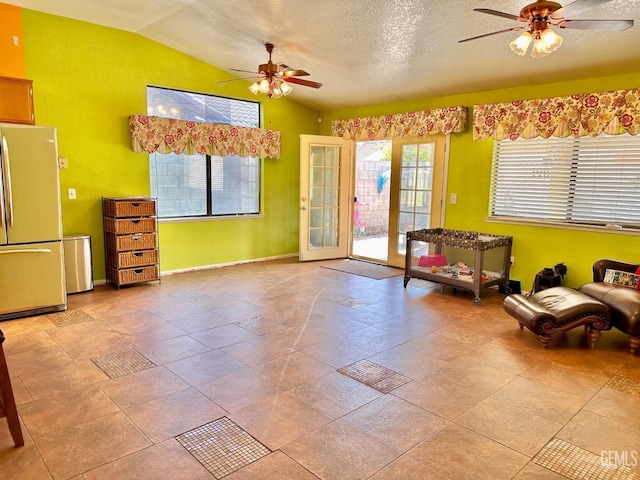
[299,135,352,261]
[387,135,446,267]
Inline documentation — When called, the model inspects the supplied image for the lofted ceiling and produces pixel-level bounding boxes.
[5,0,640,111]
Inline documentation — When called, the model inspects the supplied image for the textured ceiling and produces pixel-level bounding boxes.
[5,0,640,111]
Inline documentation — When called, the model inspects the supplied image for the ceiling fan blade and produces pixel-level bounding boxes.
[282,69,310,78]
[230,68,259,75]
[217,76,261,84]
[285,77,322,89]
[473,8,526,22]
[458,27,523,43]
[558,18,634,30]
[551,0,610,19]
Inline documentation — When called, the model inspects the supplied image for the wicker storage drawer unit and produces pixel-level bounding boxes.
[102,197,159,287]
[107,265,159,286]
[106,249,159,269]
[103,217,156,235]
[103,199,156,218]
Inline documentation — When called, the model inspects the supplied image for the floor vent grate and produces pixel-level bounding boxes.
[339,359,412,394]
[176,417,270,479]
[606,374,640,398]
[533,437,638,480]
[91,349,155,378]
[49,309,95,327]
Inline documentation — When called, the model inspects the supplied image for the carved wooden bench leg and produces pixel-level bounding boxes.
[586,327,601,349]
[539,334,552,349]
[629,336,640,355]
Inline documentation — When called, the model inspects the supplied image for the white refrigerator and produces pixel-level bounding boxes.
[0,123,66,321]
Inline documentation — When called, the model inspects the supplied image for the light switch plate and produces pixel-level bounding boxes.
[68,188,76,200]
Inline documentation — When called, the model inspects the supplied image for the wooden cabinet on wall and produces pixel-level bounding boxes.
[102,197,160,288]
[0,76,35,125]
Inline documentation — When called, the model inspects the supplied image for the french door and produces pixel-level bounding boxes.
[387,135,447,267]
[299,134,446,265]
[299,135,352,261]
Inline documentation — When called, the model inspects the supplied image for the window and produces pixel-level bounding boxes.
[147,86,261,218]
[490,134,640,229]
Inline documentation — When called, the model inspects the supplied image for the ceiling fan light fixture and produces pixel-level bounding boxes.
[509,31,534,55]
[540,27,563,52]
[280,81,293,96]
[248,82,260,95]
[231,44,321,99]
[271,81,283,98]
[258,79,271,94]
[530,37,550,57]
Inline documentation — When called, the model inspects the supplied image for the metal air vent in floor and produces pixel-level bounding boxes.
[91,349,155,378]
[48,309,95,327]
[533,438,637,480]
[176,417,270,479]
[339,359,412,394]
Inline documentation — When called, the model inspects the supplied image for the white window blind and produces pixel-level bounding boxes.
[490,134,640,228]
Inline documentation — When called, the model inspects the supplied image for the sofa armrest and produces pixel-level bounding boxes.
[593,258,640,282]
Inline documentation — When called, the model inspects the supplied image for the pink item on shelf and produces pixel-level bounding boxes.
[418,254,448,267]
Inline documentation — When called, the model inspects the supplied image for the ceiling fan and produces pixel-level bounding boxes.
[459,0,634,57]
[226,43,322,98]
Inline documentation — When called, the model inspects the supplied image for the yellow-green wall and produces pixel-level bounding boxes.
[17,6,640,288]
[21,9,319,280]
[320,74,640,288]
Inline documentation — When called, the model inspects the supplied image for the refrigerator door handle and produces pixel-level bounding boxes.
[0,248,52,255]
[1,136,14,228]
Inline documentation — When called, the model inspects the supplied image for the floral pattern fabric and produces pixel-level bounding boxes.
[473,88,640,141]
[408,228,512,251]
[129,115,281,159]
[331,106,468,140]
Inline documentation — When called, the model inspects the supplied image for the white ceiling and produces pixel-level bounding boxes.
[5,0,640,111]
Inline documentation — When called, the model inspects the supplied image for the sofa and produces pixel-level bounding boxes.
[578,259,640,355]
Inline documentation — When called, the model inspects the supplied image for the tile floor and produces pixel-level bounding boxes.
[1,258,639,480]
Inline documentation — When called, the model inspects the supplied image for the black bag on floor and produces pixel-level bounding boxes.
[532,263,567,294]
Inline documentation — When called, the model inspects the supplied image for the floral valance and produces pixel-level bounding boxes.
[473,88,640,141]
[129,115,281,159]
[331,106,468,141]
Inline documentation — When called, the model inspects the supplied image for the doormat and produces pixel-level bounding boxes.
[322,259,403,280]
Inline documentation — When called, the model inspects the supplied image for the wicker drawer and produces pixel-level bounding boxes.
[107,249,158,268]
[103,217,156,234]
[105,232,157,251]
[107,265,159,286]
[103,198,156,218]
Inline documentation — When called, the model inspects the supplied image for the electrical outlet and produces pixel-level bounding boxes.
[68,188,76,200]
[59,157,68,168]
[510,256,515,266]
[449,193,457,205]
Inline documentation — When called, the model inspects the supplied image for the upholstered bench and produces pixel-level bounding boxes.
[503,286,612,349]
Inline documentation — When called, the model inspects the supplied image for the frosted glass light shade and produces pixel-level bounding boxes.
[248,83,260,95]
[509,31,533,56]
[540,28,563,53]
[280,81,293,96]
[530,38,549,58]
[258,79,270,94]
